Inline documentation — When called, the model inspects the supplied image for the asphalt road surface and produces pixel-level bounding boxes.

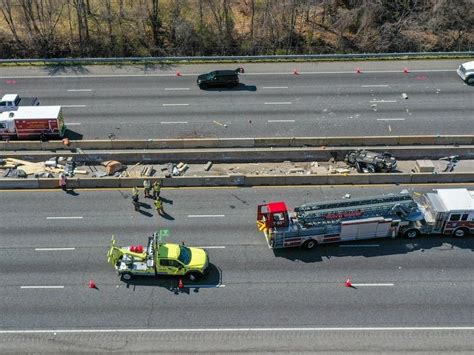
[0,60,473,140]
[0,184,473,352]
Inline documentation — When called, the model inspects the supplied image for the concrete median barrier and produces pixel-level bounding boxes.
[368,173,411,184]
[0,179,40,189]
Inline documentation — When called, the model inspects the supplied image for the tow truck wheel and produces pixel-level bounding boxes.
[404,229,420,239]
[121,272,133,281]
[303,239,317,250]
[453,228,468,238]
[186,272,202,281]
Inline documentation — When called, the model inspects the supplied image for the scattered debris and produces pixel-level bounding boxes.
[204,161,213,171]
[402,93,408,99]
[102,160,124,175]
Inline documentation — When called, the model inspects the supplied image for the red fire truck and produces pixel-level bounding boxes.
[0,106,65,140]
[257,189,474,249]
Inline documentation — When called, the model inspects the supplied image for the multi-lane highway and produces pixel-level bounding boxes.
[0,60,473,139]
[0,185,473,352]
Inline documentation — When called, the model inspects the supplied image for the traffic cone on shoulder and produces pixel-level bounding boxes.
[345,277,352,288]
[403,67,409,74]
[89,279,96,289]
[293,68,299,75]
[178,278,184,289]
[356,67,362,74]
[176,71,182,76]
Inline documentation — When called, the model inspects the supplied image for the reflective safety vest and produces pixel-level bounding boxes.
[154,199,162,209]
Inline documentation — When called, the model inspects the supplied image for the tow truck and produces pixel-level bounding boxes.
[257,188,474,249]
[107,231,209,281]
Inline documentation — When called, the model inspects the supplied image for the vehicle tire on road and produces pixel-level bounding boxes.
[186,272,202,281]
[302,239,317,250]
[199,83,207,89]
[453,228,469,237]
[403,229,420,239]
[121,272,133,281]
[466,76,474,85]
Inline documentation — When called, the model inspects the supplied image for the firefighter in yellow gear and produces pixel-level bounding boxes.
[143,179,151,198]
[152,180,161,199]
[132,186,140,211]
[154,198,164,215]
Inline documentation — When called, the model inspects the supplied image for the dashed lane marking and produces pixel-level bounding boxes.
[165,88,190,91]
[377,118,405,121]
[35,248,76,251]
[195,246,226,249]
[340,244,380,248]
[67,89,92,92]
[268,119,295,123]
[160,121,188,124]
[65,122,81,126]
[264,102,292,105]
[362,85,390,87]
[370,100,397,103]
[350,283,395,287]
[46,216,83,220]
[61,104,87,108]
[162,103,189,106]
[262,86,288,89]
[20,286,65,289]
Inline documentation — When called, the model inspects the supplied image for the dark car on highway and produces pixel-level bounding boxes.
[197,68,244,89]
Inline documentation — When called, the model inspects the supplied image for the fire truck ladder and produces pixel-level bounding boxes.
[295,193,417,226]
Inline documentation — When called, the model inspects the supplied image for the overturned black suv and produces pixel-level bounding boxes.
[197,68,244,89]
[345,149,397,173]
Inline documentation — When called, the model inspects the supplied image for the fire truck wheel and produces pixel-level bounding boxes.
[403,229,420,239]
[303,239,317,250]
[121,272,133,281]
[453,228,468,238]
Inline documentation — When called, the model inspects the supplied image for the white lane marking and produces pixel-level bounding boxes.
[35,248,76,251]
[340,244,380,248]
[162,103,189,106]
[1,326,472,334]
[188,214,225,218]
[160,121,188,124]
[262,86,288,89]
[67,89,92,92]
[20,286,64,289]
[195,246,226,249]
[351,283,395,287]
[46,216,83,220]
[184,284,226,288]
[0,69,455,79]
[268,120,295,123]
[65,122,81,126]
[264,102,292,105]
[62,104,87,108]
[388,125,392,132]
[370,100,397,103]
[362,85,389,88]
[165,88,190,91]
[377,118,405,121]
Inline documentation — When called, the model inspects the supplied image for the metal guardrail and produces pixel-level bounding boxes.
[1,52,473,64]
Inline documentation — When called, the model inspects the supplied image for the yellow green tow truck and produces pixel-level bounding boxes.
[107,230,209,281]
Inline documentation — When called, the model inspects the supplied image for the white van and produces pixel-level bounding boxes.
[457,61,474,85]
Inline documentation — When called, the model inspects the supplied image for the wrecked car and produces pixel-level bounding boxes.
[344,150,397,173]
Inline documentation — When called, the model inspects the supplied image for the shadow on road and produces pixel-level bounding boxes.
[272,237,474,263]
[122,263,223,294]
[64,129,83,140]
[201,83,257,92]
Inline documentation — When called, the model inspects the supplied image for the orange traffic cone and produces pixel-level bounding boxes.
[89,279,96,289]
[293,68,299,75]
[178,279,184,289]
[403,67,409,74]
[356,67,362,74]
[345,277,352,288]
[176,71,182,76]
